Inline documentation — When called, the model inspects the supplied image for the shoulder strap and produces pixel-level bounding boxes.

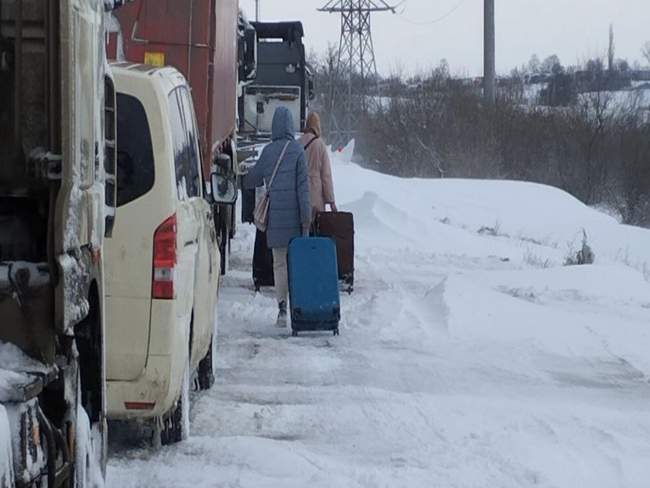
[267,141,291,190]
[304,135,320,151]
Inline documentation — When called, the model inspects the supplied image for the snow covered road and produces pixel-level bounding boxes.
[108,153,650,487]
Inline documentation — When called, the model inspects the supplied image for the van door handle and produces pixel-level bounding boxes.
[184,239,197,247]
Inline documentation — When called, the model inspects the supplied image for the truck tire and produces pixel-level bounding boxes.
[73,285,107,485]
[74,393,92,488]
[73,370,106,487]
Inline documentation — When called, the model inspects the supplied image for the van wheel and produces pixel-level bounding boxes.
[197,335,215,390]
[161,359,190,445]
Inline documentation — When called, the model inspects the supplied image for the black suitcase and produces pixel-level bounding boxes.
[314,211,355,292]
[253,229,274,291]
[241,187,255,224]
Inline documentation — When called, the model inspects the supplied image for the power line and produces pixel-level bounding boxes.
[395,0,468,26]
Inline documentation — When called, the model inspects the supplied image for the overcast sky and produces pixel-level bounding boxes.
[241,0,650,76]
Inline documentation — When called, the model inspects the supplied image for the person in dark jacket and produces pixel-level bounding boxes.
[244,107,311,327]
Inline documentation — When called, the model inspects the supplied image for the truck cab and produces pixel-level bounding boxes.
[0,0,125,485]
[240,21,314,137]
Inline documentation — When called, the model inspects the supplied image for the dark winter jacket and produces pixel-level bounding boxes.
[244,107,311,248]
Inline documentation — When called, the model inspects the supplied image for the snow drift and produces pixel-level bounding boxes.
[332,148,650,273]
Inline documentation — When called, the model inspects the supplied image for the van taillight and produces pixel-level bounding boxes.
[152,214,177,299]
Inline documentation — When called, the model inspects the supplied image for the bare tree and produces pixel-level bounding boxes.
[541,54,562,74]
[312,46,650,224]
[415,137,446,178]
[642,41,650,66]
[308,43,341,137]
[528,54,541,74]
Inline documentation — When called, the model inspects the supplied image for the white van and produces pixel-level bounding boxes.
[105,64,223,444]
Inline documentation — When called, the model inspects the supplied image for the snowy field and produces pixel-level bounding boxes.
[107,147,650,487]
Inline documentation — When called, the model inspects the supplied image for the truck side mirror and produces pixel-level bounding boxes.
[210,173,237,205]
[215,153,231,172]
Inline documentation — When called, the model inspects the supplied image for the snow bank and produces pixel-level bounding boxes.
[331,149,650,273]
[332,147,650,371]
[443,266,650,362]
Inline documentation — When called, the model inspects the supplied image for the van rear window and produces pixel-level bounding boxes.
[169,87,202,200]
[116,93,155,207]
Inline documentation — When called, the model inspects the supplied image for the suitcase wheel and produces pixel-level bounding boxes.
[333,328,340,337]
[292,330,299,337]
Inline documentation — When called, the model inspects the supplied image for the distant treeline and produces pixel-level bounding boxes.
[309,53,650,227]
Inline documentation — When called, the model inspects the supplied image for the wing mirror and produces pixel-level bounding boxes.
[210,173,238,205]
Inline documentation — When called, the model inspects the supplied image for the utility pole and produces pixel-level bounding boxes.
[255,0,260,21]
[484,0,496,104]
[608,23,615,72]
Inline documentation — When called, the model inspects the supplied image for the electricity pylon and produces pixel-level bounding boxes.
[319,0,396,147]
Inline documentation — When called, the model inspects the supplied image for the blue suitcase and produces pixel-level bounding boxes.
[288,237,341,336]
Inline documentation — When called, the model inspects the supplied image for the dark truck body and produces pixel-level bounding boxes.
[240,21,313,137]
[108,0,248,272]
[0,0,123,485]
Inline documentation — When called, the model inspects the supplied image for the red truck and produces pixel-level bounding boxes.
[107,0,253,271]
